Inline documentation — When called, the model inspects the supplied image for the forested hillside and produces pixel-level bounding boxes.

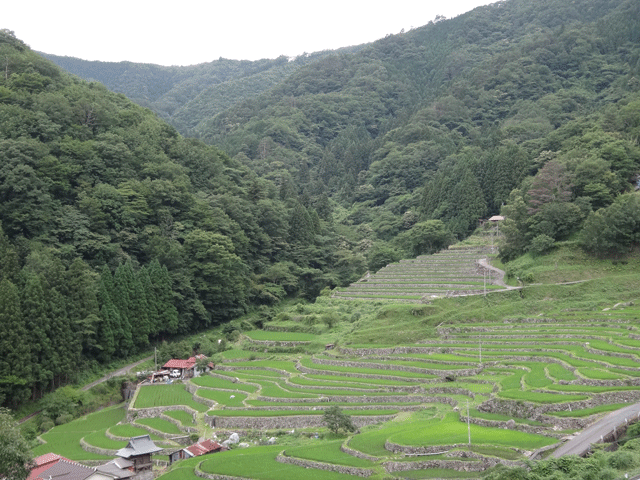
[0,30,365,407]
[48,0,640,262]
[40,48,362,137]
[203,0,640,252]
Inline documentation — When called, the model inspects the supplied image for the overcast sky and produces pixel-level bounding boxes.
[5,0,495,66]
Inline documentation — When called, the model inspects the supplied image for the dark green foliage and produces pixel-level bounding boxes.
[579,193,640,255]
[0,407,34,480]
[395,220,454,256]
[322,405,356,435]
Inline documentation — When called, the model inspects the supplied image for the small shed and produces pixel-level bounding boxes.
[169,439,226,465]
[116,435,162,472]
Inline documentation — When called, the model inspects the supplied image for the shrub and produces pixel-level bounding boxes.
[55,413,74,425]
[607,450,636,469]
[39,418,54,433]
[529,234,555,256]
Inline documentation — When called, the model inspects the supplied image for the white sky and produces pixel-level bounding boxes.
[5,0,495,66]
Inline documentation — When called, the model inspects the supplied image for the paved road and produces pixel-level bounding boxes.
[552,402,640,457]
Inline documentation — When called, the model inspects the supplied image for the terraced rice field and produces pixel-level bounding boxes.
[333,247,504,302]
[153,317,640,479]
[36,313,640,479]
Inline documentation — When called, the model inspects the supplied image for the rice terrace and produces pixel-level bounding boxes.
[28,238,640,480]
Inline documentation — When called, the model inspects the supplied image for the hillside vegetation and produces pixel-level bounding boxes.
[0,30,366,407]
[46,0,640,261]
[2,3,640,476]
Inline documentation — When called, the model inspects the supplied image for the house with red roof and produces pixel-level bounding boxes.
[162,354,211,379]
[28,453,72,480]
[168,439,226,464]
[28,455,132,480]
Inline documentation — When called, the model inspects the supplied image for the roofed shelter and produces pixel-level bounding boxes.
[116,435,162,472]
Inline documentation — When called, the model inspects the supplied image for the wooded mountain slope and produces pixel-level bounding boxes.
[0,30,364,407]
[45,0,640,257]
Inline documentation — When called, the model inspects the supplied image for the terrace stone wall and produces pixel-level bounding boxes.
[276,452,375,477]
[216,365,290,376]
[208,414,395,430]
[460,416,563,438]
[126,403,199,424]
[309,356,482,377]
[242,336,311,348]
[184,383,218,408]
[385,440,469,455]
[341,443,381,462]
[222,404,421,413]
[254,394,456,407]
[195,462,251,480]
[479,391,640,421]
[383,456,520,473]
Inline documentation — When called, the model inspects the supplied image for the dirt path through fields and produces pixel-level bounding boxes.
[18,355,152,424]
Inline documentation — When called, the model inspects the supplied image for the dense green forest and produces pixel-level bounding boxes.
[40,47,362,137]
[48,0,640,257]
[2,0,640,409]
[0,30,365,407]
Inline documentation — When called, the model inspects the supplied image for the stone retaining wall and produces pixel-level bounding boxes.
[385,440,468,455]
[216,365,291,376]
[341,442,381,462]
[127,404,200,423]
[310,356,482,377]
[254,395,456,407]
[222,404,421,413]
[195,461,251,480]
[296,363,430,382]
[462,416,561,438]
[383,456,521,473]
[479,391,640,420]
[209,414,395,430]
[277,452,374,477]
[242,336,311,347]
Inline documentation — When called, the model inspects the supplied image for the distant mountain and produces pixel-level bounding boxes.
[40,47,363,137]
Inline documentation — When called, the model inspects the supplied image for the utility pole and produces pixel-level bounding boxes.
[154,347,157,372]
[467,400,471,448]
[479,337,482,364]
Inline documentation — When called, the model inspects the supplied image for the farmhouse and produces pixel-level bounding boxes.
[115,435,162,472]
[28,453,133,480]
[162,354,212,379]
[28,453,72,479]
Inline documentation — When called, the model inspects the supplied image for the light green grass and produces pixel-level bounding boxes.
[136,417,183,434]
[284,440,374,467]
[198,445,358,480]
[197,389,248,407]
[387,412,556,450]
[245,331,317,341]
[134,384,209,412]
[84,428,127,449]
[191,375,258,392]
[164,410,196,426]
[548,403,632,417]
[32,405,125,460]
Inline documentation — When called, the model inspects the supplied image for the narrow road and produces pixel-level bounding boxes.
[19,355,153,424]
[552,402,640,457]
[81,355,153,391]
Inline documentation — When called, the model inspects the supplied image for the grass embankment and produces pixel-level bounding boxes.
[32,405,125,460]
[134,384,209,412]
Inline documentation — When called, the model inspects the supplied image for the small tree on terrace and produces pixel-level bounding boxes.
[323,405,356,435]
